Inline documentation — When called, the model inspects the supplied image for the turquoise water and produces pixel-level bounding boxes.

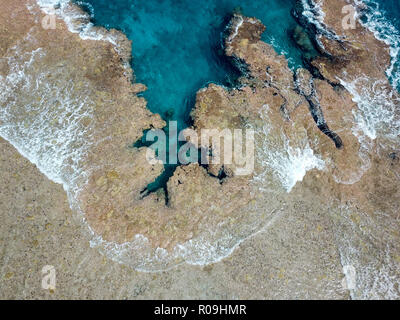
[76,0,400,192]
[78,0,304,129]
[362,0,400,90]
[77,0,309,192]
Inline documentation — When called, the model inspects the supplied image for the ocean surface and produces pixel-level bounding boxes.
[77,0,306,129]
[74,0,400,191]
[361,0,400,90]
[1,0,399,295]
[76,0,400,124]
[75,0,315,190]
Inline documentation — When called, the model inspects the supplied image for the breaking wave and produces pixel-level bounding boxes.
[339,76,400,141]
[253,104,326,193]
[0,1,286,272]
[355,0,400,90]
[36,0,123,48]
[0,35,94,195]
[0,0,393,282]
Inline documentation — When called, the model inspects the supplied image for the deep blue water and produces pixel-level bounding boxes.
[372,0,400,34]
[379,1,400,21]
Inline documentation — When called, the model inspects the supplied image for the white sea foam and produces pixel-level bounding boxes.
[1,0,274,274]
[271,143,325,192]
[334,0,400,292]
[3,0,394,279]
[301,0,327,30]
[35,0,119,45]
[354,0,400,89]
[0,31,239,272]
[175,208,283,266]
[89,207,284,272]
[332,1,400,299]
[0,35,95,195]
[253,104,325,193]
[338,76,400,141]
[337,206,400,300]
[302,0,400,91]
[300,0,342,48]
[227,15,244,44]
[1,1,283,272]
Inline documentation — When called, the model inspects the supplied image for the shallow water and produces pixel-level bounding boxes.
[77,0,400,126]
[75,0,316,191]
[77,0,307,128]
[75,0,400,191]
[361,0,400,90]
[0,0,398,284]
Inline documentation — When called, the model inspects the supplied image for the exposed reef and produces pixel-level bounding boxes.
[0,0,399,298]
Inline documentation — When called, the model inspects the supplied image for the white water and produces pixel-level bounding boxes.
[0,0,397,295]
[339,76,400,141]
[0,34,94,194]
[354,0,400,90]
[36,0,118,44]
[253,104,326,193]
[297,0,400,300]
[0,1,287,272]
[300,0,343,49]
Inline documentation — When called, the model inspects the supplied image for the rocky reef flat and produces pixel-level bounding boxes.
[0,0,399,299]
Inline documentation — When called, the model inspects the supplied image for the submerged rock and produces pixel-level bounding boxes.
[291,25,315,59]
